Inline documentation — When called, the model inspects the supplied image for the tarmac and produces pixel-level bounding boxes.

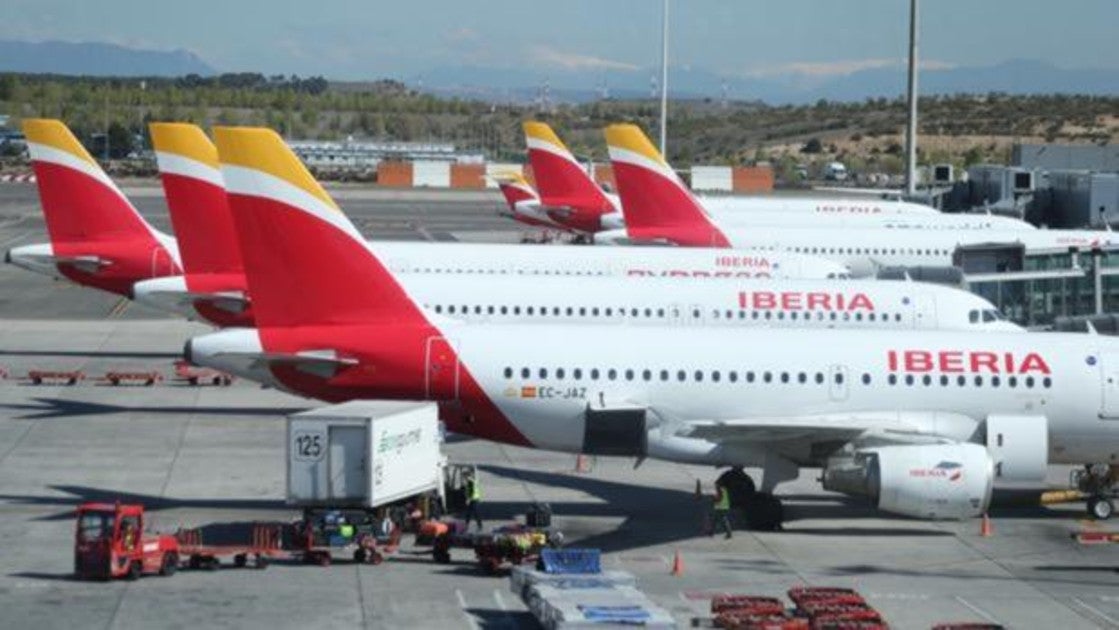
[0,181,1117,629]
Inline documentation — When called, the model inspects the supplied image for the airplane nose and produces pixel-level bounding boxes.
[182,339,194,365]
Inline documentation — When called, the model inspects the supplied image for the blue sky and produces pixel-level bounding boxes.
[2,0,1115,80]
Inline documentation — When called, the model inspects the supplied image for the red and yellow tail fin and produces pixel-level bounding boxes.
[213,126,423,328]
[150,123,242,275]
[23,119,167,248]
[493,171,539,207]
[523,121,613,212]
[604,124,729,247]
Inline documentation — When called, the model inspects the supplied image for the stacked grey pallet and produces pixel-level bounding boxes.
[510,550,676,629]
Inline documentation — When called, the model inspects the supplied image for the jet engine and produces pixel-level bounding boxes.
[823,443,993,519]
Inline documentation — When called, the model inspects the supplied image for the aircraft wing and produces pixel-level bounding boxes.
[664,410,979,466]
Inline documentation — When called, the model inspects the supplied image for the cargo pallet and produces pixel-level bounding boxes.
[26,370,84,385]
[99,371,163,386]
[176,524,285,570]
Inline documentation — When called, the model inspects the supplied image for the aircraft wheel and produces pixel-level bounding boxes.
[1088,496,1114,521]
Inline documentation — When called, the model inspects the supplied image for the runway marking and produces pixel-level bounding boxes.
[1071,597,1119,628]
[954,596,1000,625]
[455,589,479,630]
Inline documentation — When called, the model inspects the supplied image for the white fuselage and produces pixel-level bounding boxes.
[192,322,1119,467]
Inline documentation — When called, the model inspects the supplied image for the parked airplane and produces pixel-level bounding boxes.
[134,125,1015,332]
[188,126,1119,525]
[523,121,624,234]
[491,171,565,230]
[6,119,181,296]
[524,121,1030,232]
[148,122,254,327]
[599,124,1114,276]
[9,121,848,324]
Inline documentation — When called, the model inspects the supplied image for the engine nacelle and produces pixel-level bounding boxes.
[823,443,993,520]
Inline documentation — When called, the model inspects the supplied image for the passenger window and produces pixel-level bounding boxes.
[991,376,1000,388]
[556,368,565,380]
[905,375,914,386]
[592,308,599,316]
[539,368,548,379]
[712,371,721,382]
[500,306,508,315]
[660,370,669,381]
[974,376,983,386]
[888,374,897,385]
[607,369,617,380]
[940,375,949,386]
[957,375,966,386]
[1008,376,1017,388]
[1043,377,1052,388]
[763,372,773,383]
[797,372,806,384]
[624,369,634,381]
[815,373,824,384]
[862,373,871,385]
[922,374,931,386]
[834,373,844,384]
[503,367,512,379]
[694,370,704,382]
[1025,376,1035,388]
[521,368,530,378]
[780,372,789,384]
[527,307,534,315]
[574,368,583,380]
[642,370,652,381]
[729,371,738,383]
[590,369,600,380]
[677,370,686,382]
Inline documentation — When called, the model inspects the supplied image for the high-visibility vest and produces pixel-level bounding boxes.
[339,524,355,538]
[469,478,482,501]
[715,486,731,510]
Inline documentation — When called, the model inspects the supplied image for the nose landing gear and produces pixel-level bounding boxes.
[1075,463,1118,520]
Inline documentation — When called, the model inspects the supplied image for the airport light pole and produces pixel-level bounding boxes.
[659,0,669,155]
[904,0,919,198]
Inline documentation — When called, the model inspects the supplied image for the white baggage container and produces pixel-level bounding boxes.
[287,401,443,508]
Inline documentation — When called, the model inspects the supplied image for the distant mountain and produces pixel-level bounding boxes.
[0,40,215,77]
[418,59,1119,105]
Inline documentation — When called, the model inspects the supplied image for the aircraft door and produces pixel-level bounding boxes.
[425,337,459,400]
[829,364,849,401]
[909,293,936,329]
[1099,352,1119,419]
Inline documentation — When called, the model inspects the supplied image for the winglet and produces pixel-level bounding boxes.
[150,123,242,274]
[604,123,729,247]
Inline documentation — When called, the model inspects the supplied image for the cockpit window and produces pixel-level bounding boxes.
[968,309,979,324]
[983,309,1002,322]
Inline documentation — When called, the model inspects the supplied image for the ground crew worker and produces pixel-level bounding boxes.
[464,470,484,531]
[711,483,733,539]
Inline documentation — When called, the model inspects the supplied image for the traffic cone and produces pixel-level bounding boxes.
[671,549,684,576]
[980,513,992,537]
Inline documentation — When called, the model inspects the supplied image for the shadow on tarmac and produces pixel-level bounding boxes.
[0,397,303,420]
[0,485,288,521]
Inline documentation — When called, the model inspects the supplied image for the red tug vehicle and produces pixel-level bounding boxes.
[74,503,180,580]
[73,502,284,580]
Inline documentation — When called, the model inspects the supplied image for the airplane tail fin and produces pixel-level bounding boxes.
[604,123,729,247]
[213,126,424,328]
[523,121,612,211]
[493,171,539,207]
[150,123,242,275]
[22,119,165,246]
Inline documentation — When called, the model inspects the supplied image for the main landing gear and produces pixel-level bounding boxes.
[1076,463,1118,520]
[716,467,784,532]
